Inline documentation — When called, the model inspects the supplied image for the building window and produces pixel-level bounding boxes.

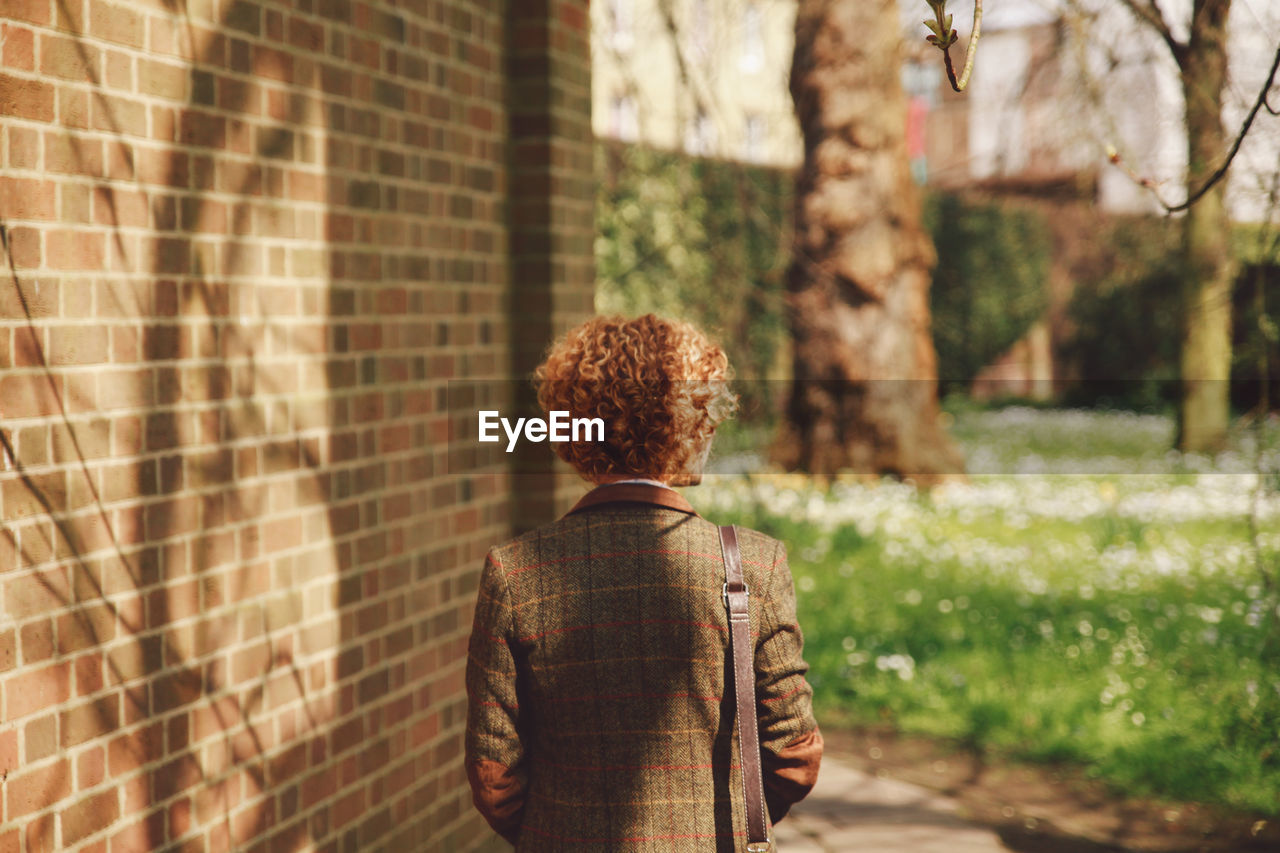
[743,113,765,162]
[606,0,633,52]
[610,94,638,142]
[740,3,764,73]
[685,109,717,156]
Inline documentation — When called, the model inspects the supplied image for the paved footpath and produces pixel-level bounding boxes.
[772,753,1011,853]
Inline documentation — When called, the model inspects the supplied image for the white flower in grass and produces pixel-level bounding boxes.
[1198,606,1223,624]
[875,653,915,680]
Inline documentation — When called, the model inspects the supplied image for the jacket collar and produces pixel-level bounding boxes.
[565,482,699,517]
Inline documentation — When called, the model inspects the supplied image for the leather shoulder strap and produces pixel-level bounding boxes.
[719,525,771,849]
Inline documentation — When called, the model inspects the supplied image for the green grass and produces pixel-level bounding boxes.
[692,406,1280,814]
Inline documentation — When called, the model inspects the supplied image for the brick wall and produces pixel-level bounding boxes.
[0,0,592,850]
[507,0,596,529]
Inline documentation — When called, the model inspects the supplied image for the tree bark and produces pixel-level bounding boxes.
[1175,0,1235,453]
[781,0,964,483]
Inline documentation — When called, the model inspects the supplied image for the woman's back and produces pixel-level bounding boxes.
[468,488,819,851]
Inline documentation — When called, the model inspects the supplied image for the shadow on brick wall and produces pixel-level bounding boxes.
[1,0,404,848]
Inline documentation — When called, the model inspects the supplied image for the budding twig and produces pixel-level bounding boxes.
[924,0,983,93]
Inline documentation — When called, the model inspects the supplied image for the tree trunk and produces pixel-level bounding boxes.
[1176,0,1235,453]
[781,0,964,483]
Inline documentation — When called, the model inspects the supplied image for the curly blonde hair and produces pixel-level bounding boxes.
[535,314,737,484]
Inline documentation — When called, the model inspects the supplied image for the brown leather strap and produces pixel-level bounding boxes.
[720,525,771,849]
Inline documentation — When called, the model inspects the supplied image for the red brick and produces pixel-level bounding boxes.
[62,788,120,845]
[168,796,192,839]
[104,50,132,91]
[107,813,164,853]
[94,187,149,229]
[0,727,18,775]
[78,745,106,790]
[25,712,57,761]
[0,177,56,220]
[24,814,55,853]
[180,111,226,148]
[0,72,52,122]
[47,324,110,366]
[104,141,134,181]
[44,230,105,271]
[6,125,39,168]
[6,0,51,25]
[1,225,40,268]
[95,367,155,411]
[61,695,121,747]
[38,33,96,81]
[138,59,186,100]
[4,660,71,719]
[75,651,106,695]
[58,604,117,654]
[4,568,69,617]
[45,133,103,175]
[21,618,55,663]
[2,24,36,71]
[5,757,70,818]
[0,374,58,421]
[0,629,15,673]
[58,86,90,129]
[89,0,143,48]
[104,728,148,778]
[91,93,146,134]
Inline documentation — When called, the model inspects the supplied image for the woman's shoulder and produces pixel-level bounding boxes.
[484,511,786,568]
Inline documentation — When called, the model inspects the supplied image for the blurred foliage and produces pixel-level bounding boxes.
[594,142,791,421]
[925,193,1052,394]
[1060,215,1280,413]
[1232,262,1280,414]
[593,143,1277,417]
[1059,215,1185,412]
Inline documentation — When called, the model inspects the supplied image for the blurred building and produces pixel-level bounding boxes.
[592,0,1279,219]
[912,0,1280,222]
[592,0,802,165]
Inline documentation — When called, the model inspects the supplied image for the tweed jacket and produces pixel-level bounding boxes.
[465,483,823,851]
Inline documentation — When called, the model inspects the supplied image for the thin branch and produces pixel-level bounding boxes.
[1115,0,1188,65]
[925,0,984,93]
[1109,39,1280,213]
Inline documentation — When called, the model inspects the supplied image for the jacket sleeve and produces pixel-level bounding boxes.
[465,550,526,845]
[754,539,823,824]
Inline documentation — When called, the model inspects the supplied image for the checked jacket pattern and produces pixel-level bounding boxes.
[465,484,823,851]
